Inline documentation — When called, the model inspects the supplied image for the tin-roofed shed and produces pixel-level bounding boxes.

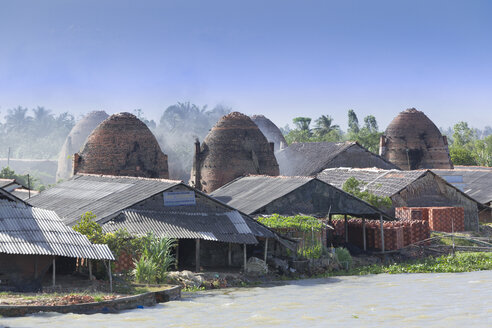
[276,141,399,176]
[0,194,113,292]
[28,174,287,271]
[317,168,483,231]
[433,166,492,222]
[210,175,390,219]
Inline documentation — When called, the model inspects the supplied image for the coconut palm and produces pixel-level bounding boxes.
[313,115,339,137]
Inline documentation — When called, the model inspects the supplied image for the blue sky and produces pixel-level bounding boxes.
[0,0,491,130]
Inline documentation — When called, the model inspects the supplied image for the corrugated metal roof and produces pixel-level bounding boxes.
[0,199,114,260]
[433,166,492,204]
[211,175,314,214]
[276,141,399,176]
[210,175,388,217]
[317,168,426,197]
[102,209,258,244]
[28,174,181,226]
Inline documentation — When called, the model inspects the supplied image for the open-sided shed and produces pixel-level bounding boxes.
[0,190,113,291]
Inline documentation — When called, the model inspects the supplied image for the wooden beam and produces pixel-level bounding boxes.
[243,244,247,272]
[264,238,269,262]
[344,214,348,243]
[195,239,201,272]
[380,214,385,252]
[362,218,367,251]
[228,243,232,266]
[52,257,56,288]
[88,260,93,280]
[108,261,113,293]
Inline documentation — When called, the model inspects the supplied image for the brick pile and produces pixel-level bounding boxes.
[332,218,430,251]
[396,206,464,232]
[428,207,465,232]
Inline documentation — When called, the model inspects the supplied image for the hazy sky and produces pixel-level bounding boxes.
[1,0,491,130]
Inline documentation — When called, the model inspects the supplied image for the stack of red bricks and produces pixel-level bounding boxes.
[114,251,135,273]
[332,219,429,251]
[396,206,464,232]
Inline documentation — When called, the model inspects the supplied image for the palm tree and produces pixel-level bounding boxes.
[314,115,339,137]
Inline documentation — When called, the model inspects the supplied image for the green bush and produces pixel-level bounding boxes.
[257,214,323,232]
[133,233,176,284]
[335,247,352,268]
[133,255,160,284]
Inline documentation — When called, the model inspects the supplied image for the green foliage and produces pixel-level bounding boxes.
[345,110,382,153]
[335,247,352,268]
[257,214,324,232]
[133,233,176,284]
[258,214,327,259]
[0,166,46,191]
[133,256,160,284]
[72,212,104,244]
[342,177,392,209]
[446,121,492,167]
[292,117,312,132]
[285,116,343,144]
[449,146,477,166]
[349,252,492,275]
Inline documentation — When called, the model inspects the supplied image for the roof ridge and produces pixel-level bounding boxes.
[75,173,183,184]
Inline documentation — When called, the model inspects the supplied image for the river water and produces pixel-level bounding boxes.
[2,271,491,328]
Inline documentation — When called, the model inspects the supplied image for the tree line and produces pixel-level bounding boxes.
[0,105,491,170]
[282,110,382,153]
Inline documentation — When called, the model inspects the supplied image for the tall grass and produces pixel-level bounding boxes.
[133,234,176,284]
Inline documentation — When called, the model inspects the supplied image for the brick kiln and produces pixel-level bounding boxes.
[190,112,279,193]
[250,114,287,152]
[56,111,109,181]
[73,112,169,178]
[379,108,453,170]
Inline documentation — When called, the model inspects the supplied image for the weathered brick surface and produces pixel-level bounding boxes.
[74,113,169,178]
[380,108,453,170]
[396,206,465,232]
[190,112,279,193]
[332,218,430,251]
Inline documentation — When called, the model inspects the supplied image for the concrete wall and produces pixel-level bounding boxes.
[391,173,479,231]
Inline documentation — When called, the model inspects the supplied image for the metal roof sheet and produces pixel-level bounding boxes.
[317,168,426,197]
[0,199,114,260]
[276,141,399,176]
[433,166,492,204]
[210,175,388,217]
[28,174,181,226]
[102,209,258,244]
[210,175,314,214]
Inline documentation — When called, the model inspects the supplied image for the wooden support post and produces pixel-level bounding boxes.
[88,260,93,280]
[380,214,385,253]
[243,244,247,271]
[344,214,348,243]
[108,261,113,293]
[195,239,201,272]
[175,240,179,270]
[362,218,367,251]
[228,243,232,266]
[328,214,333,247]
[52,257,56,287]
[264,238,269,262]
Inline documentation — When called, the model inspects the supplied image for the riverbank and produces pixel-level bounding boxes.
[324,251,492,277]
